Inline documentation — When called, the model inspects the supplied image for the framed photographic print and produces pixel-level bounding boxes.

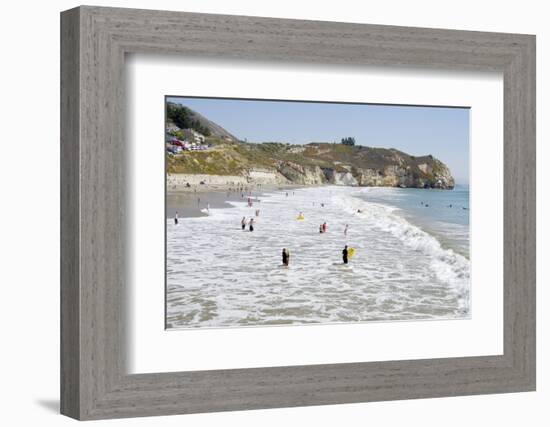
[164,96,470,330]
[61,6,536,420]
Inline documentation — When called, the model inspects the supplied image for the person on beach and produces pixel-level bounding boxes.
[319,224,324,234]
[344,224,348,236]
[322,222,328,233]
[282,248,290,266]
[249,218,255,232]
[342,245,349,264]
[174,211,179,225]
[241,216,247,230]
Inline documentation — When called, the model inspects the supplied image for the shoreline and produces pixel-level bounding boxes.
[166,177,465,222]
[167,184,305,219]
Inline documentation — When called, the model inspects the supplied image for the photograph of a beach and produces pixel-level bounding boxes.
[165,97,470,329]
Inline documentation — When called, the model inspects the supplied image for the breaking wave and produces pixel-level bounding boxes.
[332,193,470,311]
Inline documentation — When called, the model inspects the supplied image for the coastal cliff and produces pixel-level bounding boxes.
[167,142,455,190]
[166,103,455,190]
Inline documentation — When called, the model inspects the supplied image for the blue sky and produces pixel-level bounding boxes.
[167,97,470,184]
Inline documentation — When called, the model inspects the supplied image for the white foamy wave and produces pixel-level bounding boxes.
[332,193,470,299]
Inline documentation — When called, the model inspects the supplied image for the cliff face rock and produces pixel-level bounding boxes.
[247,168,289,185]
[428,159,455,189]
[323,168,359,186]
[276,161,325,185]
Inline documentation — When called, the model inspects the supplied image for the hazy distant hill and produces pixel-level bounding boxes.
[165,103,455,189]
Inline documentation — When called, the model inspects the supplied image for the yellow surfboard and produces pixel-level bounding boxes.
[296,215,305,221]
[348,247,355,258]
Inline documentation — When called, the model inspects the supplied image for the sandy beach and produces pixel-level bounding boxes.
[167,176,303,218]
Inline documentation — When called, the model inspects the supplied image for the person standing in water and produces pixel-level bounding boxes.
[282,248,290,266]
[322,222,328,233]
[241,216,246,230]
[174,211,179,225]
[344,224,348,236]
[249,217,255,232]
[342,245,349,264]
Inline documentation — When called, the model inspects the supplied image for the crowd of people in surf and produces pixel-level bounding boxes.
[173,188,354,266]
[236,192,353,265]
[172,186,471,270]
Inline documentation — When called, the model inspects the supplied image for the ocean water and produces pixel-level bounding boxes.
[356,185,470,258]
[166,185,471,329]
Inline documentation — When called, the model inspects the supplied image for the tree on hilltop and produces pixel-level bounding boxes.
[341,137,356,146]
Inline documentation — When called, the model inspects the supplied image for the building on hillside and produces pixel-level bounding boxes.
[182,129,206,144]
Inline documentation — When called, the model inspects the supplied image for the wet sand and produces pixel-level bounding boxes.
[167,191,234,218]
[167,185,303,219]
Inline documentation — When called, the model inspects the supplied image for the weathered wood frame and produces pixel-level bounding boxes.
[60,5,536,420]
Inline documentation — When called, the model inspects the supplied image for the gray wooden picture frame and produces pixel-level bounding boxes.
[60,5,536,420]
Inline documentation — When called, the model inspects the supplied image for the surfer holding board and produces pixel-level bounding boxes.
[342,245,355,264]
